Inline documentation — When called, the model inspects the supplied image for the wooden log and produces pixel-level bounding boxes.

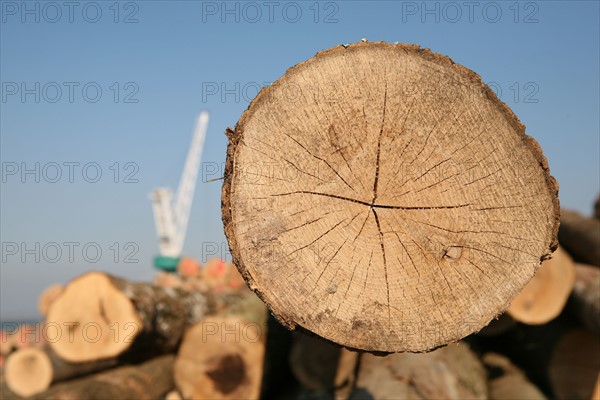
[46,272,210,362]
[483,352,546,400]
[174,316,265,400]
[0,382,24,400]
[3,346,119,396]
[558,209,600,266]
[29,355,174,400]
[38,284,64,317]
[4,348,52,397]
[475,316,598,398]
[568,263,600,336]
[354,342,487,399]
[165,390,182,400]
[549,329,600,400]
[222,41,559,352]
[507,246,575,324]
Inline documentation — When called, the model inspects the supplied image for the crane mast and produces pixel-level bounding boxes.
[150,112,209,270]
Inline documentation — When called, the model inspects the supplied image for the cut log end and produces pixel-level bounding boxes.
[46,272,142,362]
[5,347,52,397]
[174,316,265,400]
[222,41,559,352]
[507,246,575,325]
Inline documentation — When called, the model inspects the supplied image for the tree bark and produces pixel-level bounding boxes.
[46,272,211,362]
[222,41,560,352]
[354,342,487,399]
[568,263,600,336]
[30,355,174,400]
[507,246,575,325]
[174,316,265,400]
[558,209,600,267]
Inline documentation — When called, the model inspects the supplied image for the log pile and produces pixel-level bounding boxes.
[2,42,599,400]
[1,258,267,399]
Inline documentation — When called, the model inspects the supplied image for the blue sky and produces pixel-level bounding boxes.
[1,0,599,320]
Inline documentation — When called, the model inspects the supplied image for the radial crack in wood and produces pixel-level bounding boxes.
[222,42,559,352]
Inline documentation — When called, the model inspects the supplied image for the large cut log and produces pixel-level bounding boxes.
[354,342,487,399]
[174,316,265,400]
[222,41,559,352]
[483,352,546,400]
[46,272,210,362]
[29,355,174,400]
[558,209,600,266]
[4,346,119,397]
[568,263,600,336]
[507,246,575,324]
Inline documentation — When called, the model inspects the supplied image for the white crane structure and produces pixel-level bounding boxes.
[150,112,209,271]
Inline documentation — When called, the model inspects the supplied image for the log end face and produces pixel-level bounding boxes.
[5,348,52,397]
[222,41,561,353]
[507,246,576,325]
[46,272,142,362]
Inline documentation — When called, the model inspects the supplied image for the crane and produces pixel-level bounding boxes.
[150,112,209,271]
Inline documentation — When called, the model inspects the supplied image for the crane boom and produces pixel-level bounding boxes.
[150,112,209,268]
[173,111,209,254]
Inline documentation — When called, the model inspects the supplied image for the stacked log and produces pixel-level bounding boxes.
[482,353,546,400]
[558,210,600,267]
[30,355,174,400]
[45,272,210,362]
[507,246,576,325]
[174,316,265,400]
[355,343,488,399]
[4,346,118,396]
[4,42,600,400]
[1,259,265,399]
[568,263,600,336]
